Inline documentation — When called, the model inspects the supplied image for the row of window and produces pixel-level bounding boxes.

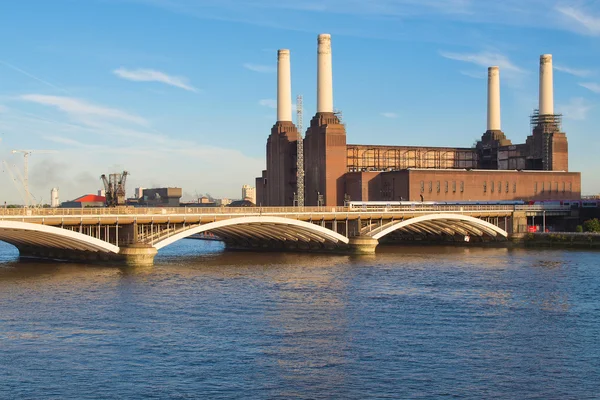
[420,181,464,193]
[534,182,573,194]
[418,180,574,195]
[483,181,517,194]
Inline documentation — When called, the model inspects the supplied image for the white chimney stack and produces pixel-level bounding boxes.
[277,49,292,122]
[539,54,554,115]
[317,34,334,113]
[487,66,501,131]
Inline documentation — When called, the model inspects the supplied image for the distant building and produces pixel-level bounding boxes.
[216,198,232,206]
[139,188,182,207]
[50,188,60,208]
[98,189,106,197]
[242,185,256,204]
[134,187,144,199]
[61,194,106,208]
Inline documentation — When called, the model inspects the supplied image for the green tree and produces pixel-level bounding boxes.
[576,225,583,233]
[583,218,600,233]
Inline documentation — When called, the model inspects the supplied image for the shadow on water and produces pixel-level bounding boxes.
[1,238,598,284]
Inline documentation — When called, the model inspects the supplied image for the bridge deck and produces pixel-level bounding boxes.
[0,205,570,226]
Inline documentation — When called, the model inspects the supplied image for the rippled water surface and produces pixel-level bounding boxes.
[1,240,599,399]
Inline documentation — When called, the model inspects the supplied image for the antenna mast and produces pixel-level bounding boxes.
[296,95,304,207]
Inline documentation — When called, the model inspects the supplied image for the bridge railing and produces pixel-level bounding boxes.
[0,204,571,217]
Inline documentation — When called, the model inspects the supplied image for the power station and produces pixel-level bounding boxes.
[256,35,580,206]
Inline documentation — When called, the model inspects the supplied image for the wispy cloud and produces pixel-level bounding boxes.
[43,135,92,147]
[259,99,277,108]
[554,65,593,78]
[113,67,198,92]
[460,70,486,79]
[556,6,600,36]
[243,63,276,73]
[121,0,574,39]
[579,82,600,94]
[0,60,70,93]
[0,105,7,113]
[380,112,398,118]
[20,94,147,125]
[558,97,594,120]
[440,50,523,73]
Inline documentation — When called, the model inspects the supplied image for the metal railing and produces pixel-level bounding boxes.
[0,204,571,218]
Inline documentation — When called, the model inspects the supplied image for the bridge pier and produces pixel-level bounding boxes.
[117,244,158,267]
[347,236,379,255]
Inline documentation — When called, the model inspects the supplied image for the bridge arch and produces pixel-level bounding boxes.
[370,214,508,241]
[0,221,120,254]
[153,216,350,250]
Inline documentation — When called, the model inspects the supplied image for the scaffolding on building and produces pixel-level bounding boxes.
[530,109,562,132]
[530,109,563,171]
[346,145,478,172]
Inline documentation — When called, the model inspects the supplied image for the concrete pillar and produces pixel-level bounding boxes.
[317,33,333,113]
[487,66,501,131]
[347,236,379,254]
[539,54,554,115]
[118,244,158,266]
[277,49,292,122]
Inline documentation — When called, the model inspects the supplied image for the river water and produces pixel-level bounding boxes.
[0,240,599,399]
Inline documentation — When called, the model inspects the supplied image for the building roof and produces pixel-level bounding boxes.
[227,199,255,207]
[73,194,106,203]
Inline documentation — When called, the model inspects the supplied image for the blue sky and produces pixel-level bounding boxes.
[1,0,600,204]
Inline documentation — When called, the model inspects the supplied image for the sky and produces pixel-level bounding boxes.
[1,0,600,204]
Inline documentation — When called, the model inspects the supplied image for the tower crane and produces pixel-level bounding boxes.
[11,149,57,207]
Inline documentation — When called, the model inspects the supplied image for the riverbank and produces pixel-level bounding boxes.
[520,232,600,249]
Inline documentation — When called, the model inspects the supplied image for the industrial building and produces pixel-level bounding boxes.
[138,188,182,207]
[60,194,106,208]
[256,35,580,206]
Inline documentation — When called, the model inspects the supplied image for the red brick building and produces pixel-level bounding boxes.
[255,36,579,206]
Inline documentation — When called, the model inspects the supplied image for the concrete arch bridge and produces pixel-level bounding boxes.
[0,204,567,265]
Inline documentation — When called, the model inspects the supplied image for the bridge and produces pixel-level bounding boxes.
[0,204,571,265]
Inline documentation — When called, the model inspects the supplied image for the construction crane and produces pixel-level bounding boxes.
[296,95,305,207]
[11,149,57,207]
[100,171,129,206]
[2,160,28,205]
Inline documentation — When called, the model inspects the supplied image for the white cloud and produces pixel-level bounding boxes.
[259,99,277,108]
[20,94,147,125]
[0,105,7,113]
[554,65,593,78]
[440,50,523,73]
[556,6,600,36]
[579,82,600,94]
[380,112,398,118]
[558,97,593,121]
[243,63,276,73]
[0,108,265,204]
[113,68,198,92]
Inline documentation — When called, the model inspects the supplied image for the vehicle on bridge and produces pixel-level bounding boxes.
[347,200,525,211]
[526,200,599,209]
